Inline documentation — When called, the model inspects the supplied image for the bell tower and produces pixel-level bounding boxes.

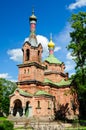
[17,10,45,84]
[22,9,43,64]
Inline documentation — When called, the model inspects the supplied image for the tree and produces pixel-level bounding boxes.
[67,12,86,119]
[0,78,17,116]
[0,81,3,116]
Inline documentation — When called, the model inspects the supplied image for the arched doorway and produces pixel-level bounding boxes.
[25,101,30,117]
[25,101,32,117]
[13,99,23,116]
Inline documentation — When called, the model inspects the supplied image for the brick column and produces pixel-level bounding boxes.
[22,106,25,117]
[10,107,13,116]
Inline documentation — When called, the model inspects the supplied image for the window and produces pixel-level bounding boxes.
[46,65,48,69]
[38,50,40,56]
[28,69,29,74]
[36,100,41,109]
[26,49,30,61]
[24,69,26,74]
[48,101,51,109]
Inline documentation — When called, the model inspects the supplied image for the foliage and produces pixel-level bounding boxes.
[0,78,17,116]
[0,120,14,130]
[0,81,3,115]
[67,12,86,119]
[55,103,69,121]
[0,117,7,121]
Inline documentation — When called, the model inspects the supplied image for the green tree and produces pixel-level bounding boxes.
[67,12,86,119]
[0,78,17,116]
[0,81,3,116]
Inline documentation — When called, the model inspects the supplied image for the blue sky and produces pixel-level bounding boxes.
[0,0,86,81]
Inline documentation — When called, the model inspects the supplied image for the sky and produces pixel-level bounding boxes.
[0,0,86,82]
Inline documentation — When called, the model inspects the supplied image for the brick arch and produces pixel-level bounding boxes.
[10,95,25,108]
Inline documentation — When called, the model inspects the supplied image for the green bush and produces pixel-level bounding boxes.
[0,124,5,130]
[0,120,14,130]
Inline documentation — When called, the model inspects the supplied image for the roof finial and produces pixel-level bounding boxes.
[50,33,52,41]
[32,7,34,15]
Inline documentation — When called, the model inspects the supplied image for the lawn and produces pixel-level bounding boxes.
[0,117,7,121]
[65,126,86,130]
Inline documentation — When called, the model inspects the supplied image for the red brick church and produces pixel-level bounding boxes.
[9,10,79,120]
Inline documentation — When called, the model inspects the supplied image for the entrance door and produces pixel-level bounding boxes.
[25,101,29,117]
[13,99,23,116]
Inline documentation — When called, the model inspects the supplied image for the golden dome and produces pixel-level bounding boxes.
[48,39,55,48]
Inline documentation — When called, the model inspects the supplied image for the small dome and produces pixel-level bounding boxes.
[29,9,37,21]
[48,39,55,48]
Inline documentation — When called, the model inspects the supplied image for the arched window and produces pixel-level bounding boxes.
[38,50,40,56]
[28,69,29,74]
[48,101,51,109]
[38,50,40,62]
[26,49,30,61]
[24,69,26,74]
[37,100,41,109]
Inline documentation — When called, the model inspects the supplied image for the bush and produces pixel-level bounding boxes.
[0,120,14,130]
[0,124,5,130]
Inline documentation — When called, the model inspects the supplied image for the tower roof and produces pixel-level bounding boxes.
[46,35,62,64]
[44,78,72,87]
[45,54,62,64]
[28,9,38,47]
[34,90,52,96]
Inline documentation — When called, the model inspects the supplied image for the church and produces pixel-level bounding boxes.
[9,10,79,121]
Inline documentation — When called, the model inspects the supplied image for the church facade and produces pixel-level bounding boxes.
[9,11,79,120]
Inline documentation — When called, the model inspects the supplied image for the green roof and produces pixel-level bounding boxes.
[34,90,52,96]
[44,78,71,87]
[16,88,33,97]
[45,54,62,64]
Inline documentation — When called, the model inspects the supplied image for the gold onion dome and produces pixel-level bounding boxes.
[48,39,55,48]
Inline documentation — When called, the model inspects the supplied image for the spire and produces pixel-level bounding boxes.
[29,8,37,34]
[50,33,52,41]
[29,9,38,47]
[29,8,37,23]
[48,34,55,55]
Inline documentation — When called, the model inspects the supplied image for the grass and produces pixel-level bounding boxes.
[14,127,33,130]
[14,126,86,130]
[0,117,7,121]
[65,126,86,130]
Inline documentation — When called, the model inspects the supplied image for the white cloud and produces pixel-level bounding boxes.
[54,46,61,52]
[9,79,17,82]
[66,52,76,60]
[65,61,75,71]
[66,52,73,60]
[0,73,12,79]
[68,0,86,10]
[0,73,17,82]
[7,49,23,62]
